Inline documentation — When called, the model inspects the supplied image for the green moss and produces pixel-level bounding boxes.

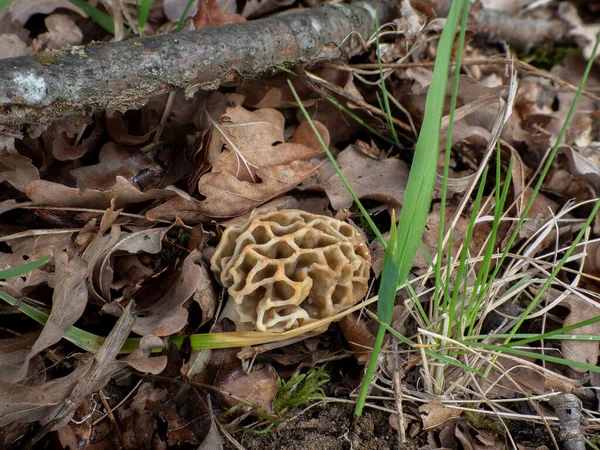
[464,411,504,438]
[516,46,580,70]
[273,367,329,417]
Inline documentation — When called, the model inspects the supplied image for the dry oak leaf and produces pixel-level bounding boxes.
[315,144,409,210]
[194,0,245,29]
[132,249,215,336]
[0,251,88,383]
[149,109,327,219]
[0,363,91,428]
[419,397,462,430]
[0,137,40,192]
[71,142,162,191]
[0,34,28,59]
[26,176,182,209]
[562,293,600,376]
[37,13,82,50]
[0,0,87,26]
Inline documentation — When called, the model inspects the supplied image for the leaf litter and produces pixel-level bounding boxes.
[0,0,600,448]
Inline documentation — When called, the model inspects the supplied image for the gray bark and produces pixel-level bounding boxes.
[0,0,397,135]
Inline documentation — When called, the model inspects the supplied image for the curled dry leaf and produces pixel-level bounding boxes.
[314,144,409,210]
[0,363,92,428]
[241,0,295,19]
[339,313,375,364]
[216,365,279,414]
[105,110,155,146]
[71,142,162,191]
[0,0,87,26]
[193,0,245,29]
[124,335,168,374]
[164,0,198,22]
[0,136,40,192]
[147,107,327,220]
[0,232,79,299]
[132,249,215,336]
[561,293,600,377]
[37,14,83,50]
[97,227,170,301]
[0,34,28,58]
[558,3,600,61]
[26,176,182,209]
[419,397,461,430]
[0,251,88,383]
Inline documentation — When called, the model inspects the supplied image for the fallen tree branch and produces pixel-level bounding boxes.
[0,0,397,135]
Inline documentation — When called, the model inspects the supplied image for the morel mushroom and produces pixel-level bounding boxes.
[210,210,371,332]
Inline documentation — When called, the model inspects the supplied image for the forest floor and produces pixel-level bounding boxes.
[1,0,600,449]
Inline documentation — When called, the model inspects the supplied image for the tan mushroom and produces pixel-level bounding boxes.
[210,210,371,332]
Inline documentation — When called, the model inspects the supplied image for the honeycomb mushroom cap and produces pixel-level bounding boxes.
[211,210,371,332]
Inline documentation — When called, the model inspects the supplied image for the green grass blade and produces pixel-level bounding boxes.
[0,0,14,11]
[505,314,600,348]
[325,97,398,146]
[288,80,385,246]
[485,33,600,287]
[354,215,400,415]
[0,289,103,353]
[0,255,51,280]
[138,0,153,36]
[374,10,399,145]
[394,0,467,286]
[176,0,196,32]
[69,0,115,35]
[502,198,600,345]
[470,341,600,375]
[434,1,469,322]
[355,0,468,415]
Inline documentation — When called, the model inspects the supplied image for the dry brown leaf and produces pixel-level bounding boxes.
[315,144,409,211]
[241,0,295,18]
[0,33,28,58]
[0,363,91,428]
[132,249,214,336]
[339,313,375,364]
[193,0,245,29]
[558,3,600,61]
[217,365,279,414]
[0,0,87,26]
[124,335,168,374]
[208,108,324,180]
[26,176,182,209]
[419,397,461,429]
[0,250,88,383]
[37,13,82,49]
[0,136,40,192]
[415,203,491,276]
[148,106,326,220]
[71,142,162,191]
[562,294,600,376]
[238,74,319,109]
[481,352,549,398]
[0,232,79,299]
[97,227,170,301]
[455,423,505,450]
[105,110,154,146]
[164,0,198,22]
[197,160,319,217]
[192,262,219,327]
[119,382,168,449]
[51,133,87,161]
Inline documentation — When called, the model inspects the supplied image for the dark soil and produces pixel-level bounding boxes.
[229,403,398,450]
